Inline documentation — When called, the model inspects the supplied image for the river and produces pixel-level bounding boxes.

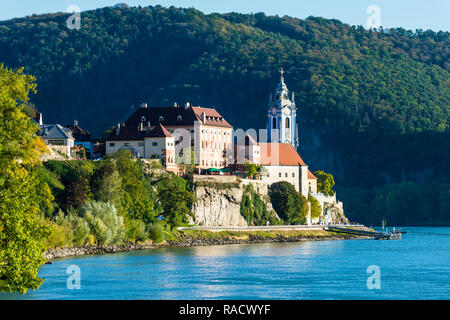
[1,227,449,300]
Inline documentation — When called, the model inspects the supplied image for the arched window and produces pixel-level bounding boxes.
[159,116,164,123]
[272,117,277,129]
[286,117,290,129]
[177,115,182,122]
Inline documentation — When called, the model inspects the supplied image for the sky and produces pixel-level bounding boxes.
[0,0,449,32]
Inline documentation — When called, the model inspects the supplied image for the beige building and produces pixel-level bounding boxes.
[106,123,175,168]
[105,103,233,170]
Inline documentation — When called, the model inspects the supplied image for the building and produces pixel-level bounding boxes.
[66,120,94,159]
[39,124,75,157]
[267,68,298,149]
[105,103,234,169]
[106,122,174,161]
[259,143,317,197]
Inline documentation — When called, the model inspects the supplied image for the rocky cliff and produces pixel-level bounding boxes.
[191,185,248,227]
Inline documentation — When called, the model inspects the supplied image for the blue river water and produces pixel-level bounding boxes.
[1,227,449,300]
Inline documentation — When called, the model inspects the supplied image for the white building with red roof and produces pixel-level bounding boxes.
[259,143,317,197]
[105,102,233,171]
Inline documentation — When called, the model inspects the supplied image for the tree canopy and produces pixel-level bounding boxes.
[314,170,335,196]
[269,181,308,224]
[0,64,51,294]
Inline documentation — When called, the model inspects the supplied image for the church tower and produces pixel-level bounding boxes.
[267,68,298,149]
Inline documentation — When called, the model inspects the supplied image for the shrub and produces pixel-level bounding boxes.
[148,223,164,243]
[68,214,90,246]
[79,201,125,245]
[45,212,74,248]
[126,219,148,242]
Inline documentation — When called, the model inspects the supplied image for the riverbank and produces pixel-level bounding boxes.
[44,229,370,261]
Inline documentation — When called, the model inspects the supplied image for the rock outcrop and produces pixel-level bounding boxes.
[191,185,248,227]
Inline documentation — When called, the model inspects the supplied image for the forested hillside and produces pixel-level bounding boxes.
[0,5,448,224]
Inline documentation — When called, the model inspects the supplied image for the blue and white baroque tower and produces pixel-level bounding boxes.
[267,68,299,149]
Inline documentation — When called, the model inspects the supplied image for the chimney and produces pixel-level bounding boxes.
[146,121,151,134]
[184,102,190,109]
[140,103,148,108]
[139,122,144,131]
[73,120,78,127]
[39,113,43,126]
[201,112,206,123]
[116,123,121,136]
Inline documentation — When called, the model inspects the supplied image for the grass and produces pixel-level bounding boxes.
[176,229,344,241]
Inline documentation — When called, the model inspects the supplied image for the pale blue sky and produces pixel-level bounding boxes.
[1,0,449,31]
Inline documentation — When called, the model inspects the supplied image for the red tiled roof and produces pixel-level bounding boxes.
[191,107,232,128]
[308,169,317,179]
[259,143,307,166]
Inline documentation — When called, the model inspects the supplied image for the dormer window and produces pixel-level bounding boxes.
[159,116,164,123]
[141,116,146,122]
[177,115,182,122]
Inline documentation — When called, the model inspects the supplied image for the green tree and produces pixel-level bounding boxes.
[0,65,51,294]
[113,150,156,224]
[308,194,322,219]
[92,162,122,209]
[269,181,308,224]
[314,170,335,196]
[155,173,196,226]
[244,163,261,179]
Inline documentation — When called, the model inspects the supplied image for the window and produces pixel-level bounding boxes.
[272,117,277,129]
[152,142,158,147]
[292,172,295,177]
[279,173,282,178]
[141,116,146,122]
[286,117,290,129]
[138,142,144,147]
[48,140,65,146]
[159,116,164,123]
[285,173,288,178]
[124,142,129,147]
[109,143,115,147]
[177,115,182,122]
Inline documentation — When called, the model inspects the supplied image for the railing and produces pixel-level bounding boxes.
[327,224,365,228]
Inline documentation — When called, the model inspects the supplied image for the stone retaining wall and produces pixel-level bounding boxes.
[44,233,368,261]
